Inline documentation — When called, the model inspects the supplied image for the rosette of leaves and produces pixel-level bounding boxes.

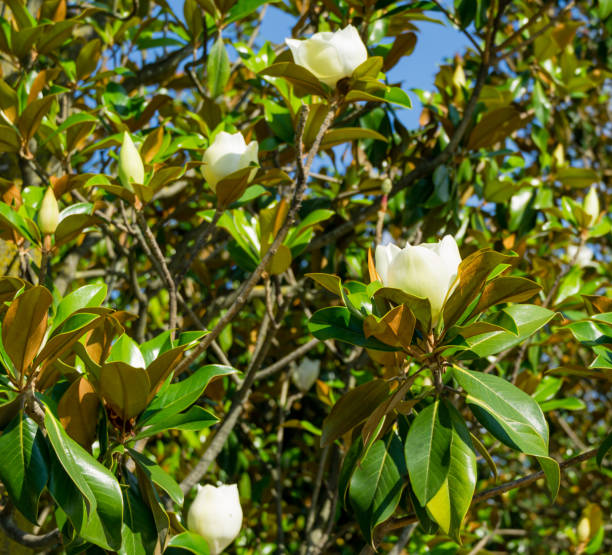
[0,280,237,552]
[307,247,562,543]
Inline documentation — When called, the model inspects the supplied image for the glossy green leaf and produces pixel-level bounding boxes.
[127,448,183,505]
[405,400,476,540]
[207,36,230,98]
[45,410,123,549]
[457,304,556,358]
[166,531,211,554]
[134,406,218,440]
[308,307,400,352]
[108,334,146,368]
[0,411,47,523]
[452,366,549,457]
[596,430,612,466]
[51,283,107,333]
[348,433,406,543]
[142,364,237,424]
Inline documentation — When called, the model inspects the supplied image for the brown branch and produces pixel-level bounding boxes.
[0,503,61,550]
[136,211,178,338]
[178,102,337,494]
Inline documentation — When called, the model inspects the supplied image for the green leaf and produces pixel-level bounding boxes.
[134,406,218,440]
[456,304,557,358]
[308,307,400,352]
[207,36,230,98]
[0,411,47,523]
[119,485,158,555]
[345,86,412,109]
[404,401,451,506]
[321,379,389,447]
[166,531,211,554]
[452,366,549,457]
[537,456,560,501]
[348,433,407,543]
[539,398,586,411]
[45,409,123,550]
[142,364,237,424]
[51,283,107,333]
[127,448,183,506]
[596,430,612,466]
[47,448,123,550]
[306,272,342,297]
[319,127,388,149]
[108,334,146,368]
[405,400,476,540]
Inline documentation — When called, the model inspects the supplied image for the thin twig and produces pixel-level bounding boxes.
[136,211,178,338]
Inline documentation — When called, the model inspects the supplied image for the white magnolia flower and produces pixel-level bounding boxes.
[291,358,320,392]
[375,235,462,326]
[583,186,600,227]
[39,187,59,235]
[202,131,259,191]
[567,244,593,268]
[285,25,368,88]
[118,131,145,191]
[187,484,243,555]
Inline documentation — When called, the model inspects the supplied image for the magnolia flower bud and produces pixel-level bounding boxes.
[187,484,242,555]
[285,25,368,88]
[375,235,462,326]
[39,187,59,235]
[118,131,145,191]
[202,131,259,191]
[583,186,600,227]
[291,357,320,392]
[567,245,593,268]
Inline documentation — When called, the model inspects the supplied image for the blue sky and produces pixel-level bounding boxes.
[167,1,470,129]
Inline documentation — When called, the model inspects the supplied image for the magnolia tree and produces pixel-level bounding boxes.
[0,0,610,553]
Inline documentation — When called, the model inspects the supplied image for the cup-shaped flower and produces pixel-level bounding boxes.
[583,186,600,227]
[39,187,59,235]
[375,235,462,326]
[118,131,145,191]
[202,131,259,192]
[187,484,242,555]
[285,25,368,88]
[291,357,320,392]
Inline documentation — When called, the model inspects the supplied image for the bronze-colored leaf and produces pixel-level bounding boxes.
[2,286,52,378]
[383,33,417,71]
[442,250,516,330]
[374,287,431,332]
[99,361,151,422]
[18,95,56,143]
[57,377,99,449]
[466,106,531,150]
[146,347,185,402]
[321,379,389,447]
[472,276,541,316]
[583,295,612,315]
[364,304,415,350]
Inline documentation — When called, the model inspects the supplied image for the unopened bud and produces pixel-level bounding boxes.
[381,178,392,195]
[118,131,145,191]
[39,187,59,235]
[187,484,242,555]
[291,358,320,392]
[583,186,600,227]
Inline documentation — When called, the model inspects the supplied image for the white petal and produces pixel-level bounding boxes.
[375,243,401,285]
[187,484,242,555]
[386,245,450,324]
[330,25,368,76]
[203,132,250,190]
